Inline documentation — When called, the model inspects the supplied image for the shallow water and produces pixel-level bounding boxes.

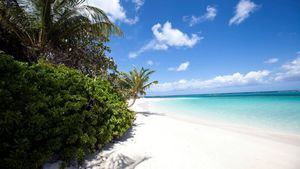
[146,91,300,134]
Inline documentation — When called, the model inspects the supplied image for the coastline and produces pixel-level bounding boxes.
[136,98,300,146]
[81,98,300,169]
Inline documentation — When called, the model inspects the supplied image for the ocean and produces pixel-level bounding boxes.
[146,91,300,134]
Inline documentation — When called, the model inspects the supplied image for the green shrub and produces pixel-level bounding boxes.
[0,54,134,169]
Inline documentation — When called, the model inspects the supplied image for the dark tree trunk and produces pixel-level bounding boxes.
[0,24,30,61]
[128,98,137,107]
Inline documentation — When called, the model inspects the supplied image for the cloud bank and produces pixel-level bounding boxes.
[275,57,300,81]
[151,54,300,93]
[152,70,270,92]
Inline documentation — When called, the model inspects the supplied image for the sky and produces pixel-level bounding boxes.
[87,0,300,95]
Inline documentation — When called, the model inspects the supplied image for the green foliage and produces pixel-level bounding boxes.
[0,54,134,169]
[122,67,158,107]
[0,0,122,69]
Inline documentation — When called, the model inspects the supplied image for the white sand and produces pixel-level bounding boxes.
[45,98,300,169]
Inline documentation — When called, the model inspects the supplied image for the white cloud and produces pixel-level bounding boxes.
[178,79,187,84]
[264,58,279,64]
[275,57,300,81]
[205,6,218,20]
[128,52,138,58]
[87,0,138,24]
[169,62,190,72]
[184,5,217,27]
[129,21,202,58]
[132,0,145,11]
[129,40,162,58]
[152,22,200,48]
[186,16,200,27]
[147,60,153,65]
[229,0,258,25]
[151,70,270,92]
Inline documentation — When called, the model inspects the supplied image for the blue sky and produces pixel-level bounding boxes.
[88,0,300,95]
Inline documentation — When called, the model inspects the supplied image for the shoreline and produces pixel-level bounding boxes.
[136,97,300,144]
[83,98,300,169]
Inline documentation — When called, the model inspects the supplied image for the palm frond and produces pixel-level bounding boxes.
[123,67,158,101]
[1,0,122,58]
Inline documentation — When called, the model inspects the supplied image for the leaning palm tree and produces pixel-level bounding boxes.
[0,0,122,61]
[123,67,158,107]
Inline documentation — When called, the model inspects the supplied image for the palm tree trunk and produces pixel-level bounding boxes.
[40,0,52,46]
[128,98,137,107]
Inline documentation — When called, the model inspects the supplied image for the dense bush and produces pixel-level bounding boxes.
[0,54,134,169]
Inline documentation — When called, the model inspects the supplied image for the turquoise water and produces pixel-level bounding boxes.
[147,91,300,134]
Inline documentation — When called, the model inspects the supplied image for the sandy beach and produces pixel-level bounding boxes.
[73,98,300,169]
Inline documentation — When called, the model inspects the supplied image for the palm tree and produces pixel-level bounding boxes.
[123,67,158,107]
[0,0,122,61]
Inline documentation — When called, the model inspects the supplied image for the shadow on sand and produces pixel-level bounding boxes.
[82,111,163,169]
[84,152,150,169]
[136,111,165,117]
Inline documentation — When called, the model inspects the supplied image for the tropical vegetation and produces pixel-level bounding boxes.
[0,54,134,169]
[123,67,158,107]
[0,0,157,168]
[0,0,121,76]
